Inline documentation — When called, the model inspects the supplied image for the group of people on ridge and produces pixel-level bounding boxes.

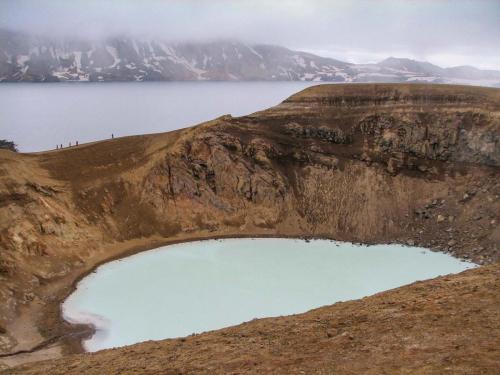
[56,134,114,150]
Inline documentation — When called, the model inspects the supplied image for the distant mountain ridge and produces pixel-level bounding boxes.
[1,29,500,86]
[378,57,500,82]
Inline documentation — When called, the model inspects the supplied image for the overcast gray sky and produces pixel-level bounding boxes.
[1,0,499,69]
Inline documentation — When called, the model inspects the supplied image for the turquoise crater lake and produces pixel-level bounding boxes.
[62,238,474,352]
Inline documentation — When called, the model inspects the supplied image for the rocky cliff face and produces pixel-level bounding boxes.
[2,29,500,85]
[0,83,499,368]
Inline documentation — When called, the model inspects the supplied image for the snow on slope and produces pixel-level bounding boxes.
[0,29,499,86]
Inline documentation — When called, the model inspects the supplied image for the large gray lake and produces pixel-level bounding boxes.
[62,238,474,352]
[0,82,316,152]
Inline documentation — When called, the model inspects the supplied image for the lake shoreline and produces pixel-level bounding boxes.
[62,237,473,352]
[56,233,474,356]
[2,230,473,366]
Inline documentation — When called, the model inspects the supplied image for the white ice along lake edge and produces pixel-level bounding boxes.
[62,238,475,352]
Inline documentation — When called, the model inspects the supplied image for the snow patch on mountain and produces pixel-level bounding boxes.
[0,29,499,86]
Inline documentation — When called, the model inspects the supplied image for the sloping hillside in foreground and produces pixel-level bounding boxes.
[0,83,499,372]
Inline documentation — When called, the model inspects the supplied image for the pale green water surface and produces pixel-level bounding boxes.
[63,238,474,352]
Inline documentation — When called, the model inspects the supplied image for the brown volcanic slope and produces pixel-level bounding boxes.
[0,83,499,371]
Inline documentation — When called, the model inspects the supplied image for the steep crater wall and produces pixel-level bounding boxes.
[0,84,499,364]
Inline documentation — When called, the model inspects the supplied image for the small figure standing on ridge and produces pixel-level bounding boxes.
[76,140,79,146]
[56,145,58,150]
[111,133,114,139]
[60,144,63,149]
